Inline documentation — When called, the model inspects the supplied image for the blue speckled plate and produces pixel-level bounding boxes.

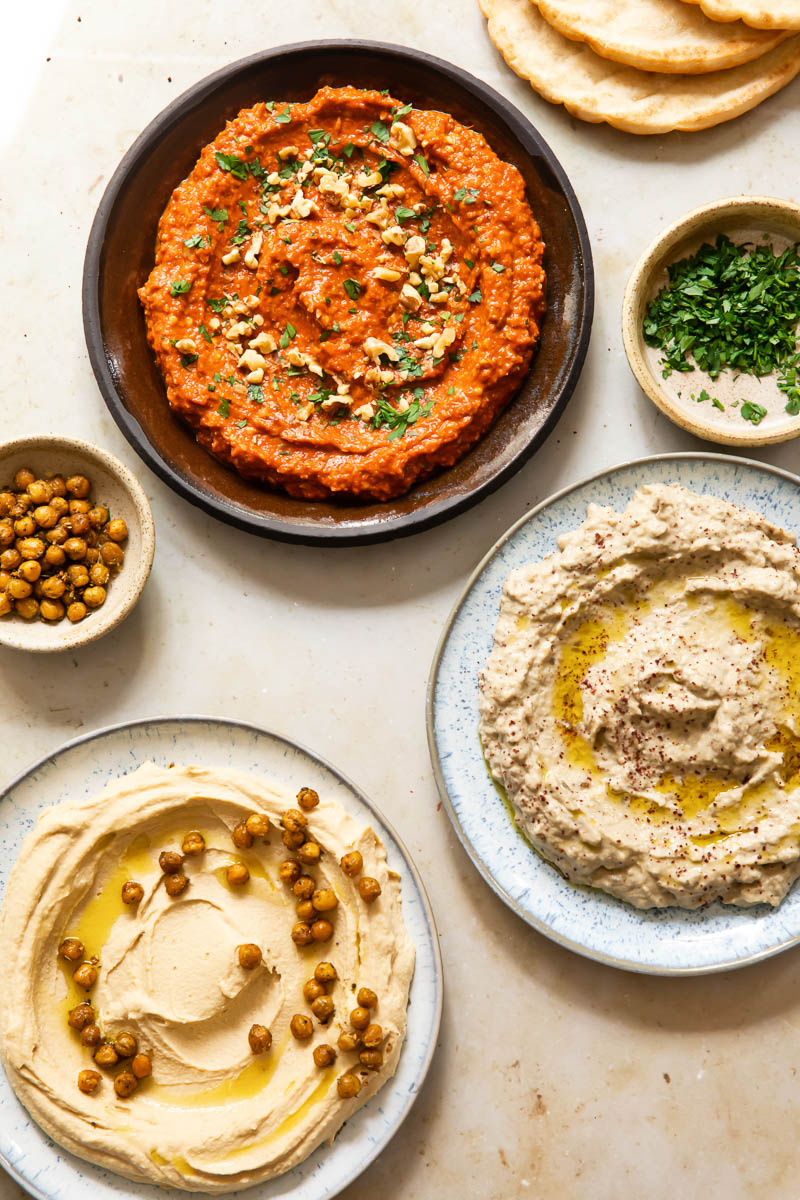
[428,453,800,976]
[0,717,442,1200]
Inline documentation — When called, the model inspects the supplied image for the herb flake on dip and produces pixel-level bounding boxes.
[139,86,546,501]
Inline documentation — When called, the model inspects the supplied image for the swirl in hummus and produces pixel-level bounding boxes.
[479,483,800,909]
[138,85,546,501]
[0,763,415,1191]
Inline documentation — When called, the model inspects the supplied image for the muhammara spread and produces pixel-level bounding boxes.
[479,484,800,909]
[139,86,546,500]
[0,763,415,1191]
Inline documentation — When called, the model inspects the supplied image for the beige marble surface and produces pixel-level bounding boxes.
[2,2,800,1198]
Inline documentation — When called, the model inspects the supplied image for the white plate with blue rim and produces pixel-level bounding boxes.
[428,452,800,976]
[0,717,442,1200]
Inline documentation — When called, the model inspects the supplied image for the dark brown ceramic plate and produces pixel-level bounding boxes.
[83,41,593,546]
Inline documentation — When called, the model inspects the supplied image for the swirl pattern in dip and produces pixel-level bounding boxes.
[479,483,800,909]
[0,763,415,1191]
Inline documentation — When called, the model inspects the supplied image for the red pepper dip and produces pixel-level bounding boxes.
[139,86,546,501]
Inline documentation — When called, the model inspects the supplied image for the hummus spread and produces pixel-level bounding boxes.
[139,86,546,500]
[479,483,800,909]
[0,763,415,1191]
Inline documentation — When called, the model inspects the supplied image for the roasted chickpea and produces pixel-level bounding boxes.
[291,922,314,946]
[314,961,338,985]
[33,505,58,529]
[63,537,87,562]
[337,1072,362,1098]
[248,1024,272,1055]
[131,1052,152,1079]
[46,524,67,544]
[303,978,325,1003]
[40,599,65,621]
[357,987,377,1009]
[245,812,270,839]
[49,476,67,498]
[82,585,106,609]
[27,480,52,505]
[282,807,308,831]
[88,505,109,528]
[69,498,91,516]
[0,492,15,516]
[362,1023,383,1048]
[13,515,35,538]
[84,545,100,564]
[50,495,69,515]
[0,593,11,618]
[0,549,20,570]
[100,541,124,567]
[15,596,39,619]
[298,841,321,865]
[290,1013,313,1040]
[13,468,35,492]
[182,831,205,856]
[114,1032,138,1058]
[73,962,98,991]
[159,850,183,874]
[40,574,66,599]
[58,936,85,962]
[70,512,91,537]
[7,577,31,601]
[114,1071,138,1098]
[232,821,253,849]
[121,880,144,905]
[165,873,189,897]
[67,601,87,623]
[340,852,363,877]
[312,888,338,912]
[293,875,315,901]
[350,1006,370,1031]
[282,826,305,850]
[296,900,316,923]
[93,1042,119,1069]
[313,1043,337,1067]
[297,787,320,811]
[337,1030,361,1052]
[359,1049,383,1070]
[311,919,333,943]
[311,995,334,1023]
[107,517,128,542]
[66,475,90,499]
[358,877,382,903]
[88,561,110,586]
[78,1069,101,1095]
[227,861,250,886]
[68,1002,95,1031]
[279,859,301,884]
[80,1023,102,1048]
[18,559,42,583]
[237,943,262,970]
[0,522,13,548]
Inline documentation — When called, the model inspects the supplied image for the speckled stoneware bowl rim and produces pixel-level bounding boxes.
[82,38,594,547]
[622,195,800,448]
[0,436,155,653]
[0,715,442,1200]
[427,451,800,977]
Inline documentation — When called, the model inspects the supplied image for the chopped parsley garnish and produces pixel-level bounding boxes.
[372,391,433,440]
[199,323,212,343]
[333,250,343,266]
[275,106,291,123]
[343,278,362,301]
[395,206,417,224]
[371,119,390,144]
[643,234,800,380]
[217,398,230,417]
[345,221,355,233]
[180,353,198,367]
[343,143,356,159]
[184,233,207,248]
[464,258,475,270]
[248,384,264,404]
[279,322,297,348]
[413,153,430,177]
[215,151,250,181]
[308,129,328,144]
[741,400,767,425]
[169,280,192,296]
[230,218,252,245]
[454,186,480,205]
[468,289,482,304]
[490,261,505,273]
[203,206,228,231]
[778,352,800,415]
[394,103,413,118]
[235,419,248,428]
[320,330,332,342]
[207,298,226,313]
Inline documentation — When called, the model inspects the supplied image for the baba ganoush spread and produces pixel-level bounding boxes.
[479,483,800,910]
[139,86,546,501]
[0,763,415,1191]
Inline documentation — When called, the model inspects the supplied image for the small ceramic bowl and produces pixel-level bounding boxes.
[0,436,155,653]
[622,195,800,447]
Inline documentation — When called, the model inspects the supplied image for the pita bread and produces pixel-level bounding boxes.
[682,0,800,32]
[480,0,800,133]
[535,0,790,74]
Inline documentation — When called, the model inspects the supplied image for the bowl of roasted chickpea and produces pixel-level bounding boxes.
[0,436,155,652]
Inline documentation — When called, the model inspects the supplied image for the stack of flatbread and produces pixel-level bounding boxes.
[479,0,800,133]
